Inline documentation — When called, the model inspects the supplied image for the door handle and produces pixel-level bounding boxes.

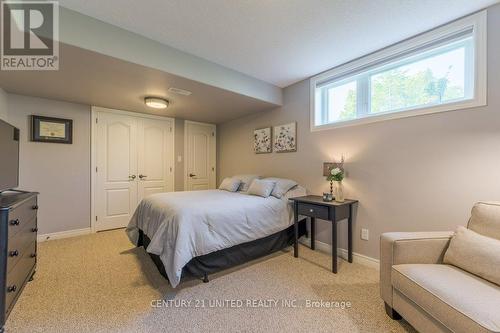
[189,173,196,178]
[139,174,147,180]
[129,175,136,181]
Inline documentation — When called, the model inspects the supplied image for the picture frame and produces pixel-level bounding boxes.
[254,127,272,154]
[273,122,296,153]
[31,115,73,144]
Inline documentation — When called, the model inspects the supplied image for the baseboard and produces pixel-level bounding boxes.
[37,228,93,242]
[300,237,379,270]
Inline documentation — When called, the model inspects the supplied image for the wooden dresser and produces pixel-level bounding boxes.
[0,191,38,333]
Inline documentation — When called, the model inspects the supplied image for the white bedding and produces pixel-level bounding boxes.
[126,187,305,287]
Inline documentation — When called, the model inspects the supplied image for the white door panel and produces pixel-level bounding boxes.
[185,121,216,191]
[95,112,137,231]
[94,109,174,232]
[193,133,208,179]
[137,118,174,201]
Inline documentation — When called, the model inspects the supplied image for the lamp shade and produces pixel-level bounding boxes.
[323,162,335,176]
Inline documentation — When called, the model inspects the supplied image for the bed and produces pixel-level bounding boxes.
[126,185,307,287]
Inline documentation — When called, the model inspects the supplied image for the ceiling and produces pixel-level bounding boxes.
[0,44,276,123]
[58,0,499,88]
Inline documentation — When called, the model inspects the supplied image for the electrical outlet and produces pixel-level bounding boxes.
[361,228,369,241]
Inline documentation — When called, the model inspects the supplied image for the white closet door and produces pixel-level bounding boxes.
[185,121,216,191]
[137,118,174,201]
[95,112,138,231]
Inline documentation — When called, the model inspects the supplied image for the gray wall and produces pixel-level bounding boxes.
[7,94,91,235]
[219,6,500,259]
[0,88,7,121]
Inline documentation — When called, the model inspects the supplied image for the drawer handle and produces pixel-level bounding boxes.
[9,250,19,257]
[32,227,38,232]
[30,253,37,258]
[10,219,20,226]
[7,285,17,293]
[309,209,314,213]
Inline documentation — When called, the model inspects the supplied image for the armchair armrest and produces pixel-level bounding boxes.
[380,231,454,306]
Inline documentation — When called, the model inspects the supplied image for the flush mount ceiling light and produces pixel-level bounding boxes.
[144,97,169,109]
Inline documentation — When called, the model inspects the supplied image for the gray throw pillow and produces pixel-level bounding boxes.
[264,177,298,198]
[218,178,241,192]
[232,174,260,192]
[247,179,277,198]
[443,226,500,286]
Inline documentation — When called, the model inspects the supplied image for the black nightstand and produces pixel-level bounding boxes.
[289,195,358,273]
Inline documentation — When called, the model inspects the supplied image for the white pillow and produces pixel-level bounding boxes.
[247,179,276,198]
[218,178,241,192]
[233,174,260,192]
[444,226,500,286]
[263,177,298,198]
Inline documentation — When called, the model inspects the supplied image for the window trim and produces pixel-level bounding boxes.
[310,10,487,132]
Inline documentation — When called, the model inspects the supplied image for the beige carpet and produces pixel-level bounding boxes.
[6,230,416,333]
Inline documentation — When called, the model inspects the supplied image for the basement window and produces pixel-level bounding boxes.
[310,11,487,131]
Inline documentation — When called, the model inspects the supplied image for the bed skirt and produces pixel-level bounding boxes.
[137,218,307,281]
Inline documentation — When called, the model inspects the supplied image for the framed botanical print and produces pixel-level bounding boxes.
[273,122,296,152]
[31,115,73,144]
[254,127,272,153]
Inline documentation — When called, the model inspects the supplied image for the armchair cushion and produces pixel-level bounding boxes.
[380,232,454,306]
[444,226,500,286]
[468,202,500,241]
[392,264,500,333]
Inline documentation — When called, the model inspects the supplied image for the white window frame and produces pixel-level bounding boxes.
[310,10,487,132]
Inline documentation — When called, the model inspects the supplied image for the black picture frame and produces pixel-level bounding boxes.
[31,115,73,144]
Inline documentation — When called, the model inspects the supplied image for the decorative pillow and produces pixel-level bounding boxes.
[443,226,500,286]
[218,178,241,192]
[263,177,298,198]
[232,174,260,192]
[284,185,307,200]
[247,179,277,198]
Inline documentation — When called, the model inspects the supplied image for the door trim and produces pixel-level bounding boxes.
[91,106,175,233]
[183,120,216,191]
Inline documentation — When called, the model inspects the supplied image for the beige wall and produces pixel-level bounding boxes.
[7,94,92,235]
[0,88,7,121]
[219,6,500,259]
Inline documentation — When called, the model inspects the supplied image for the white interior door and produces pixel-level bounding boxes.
[94,108,175,232]
[95,112,138,231]
[185,121,216,191]
[137,118,174,201]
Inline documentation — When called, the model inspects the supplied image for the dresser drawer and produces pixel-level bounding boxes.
[8,197,37,239]
[7,221,37,273]
[5,244,36,315]
[298,203,329,220]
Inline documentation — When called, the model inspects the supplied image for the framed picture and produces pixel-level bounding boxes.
[273,122,296,152]
[254,127,272,153]
[31,115,73,144]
